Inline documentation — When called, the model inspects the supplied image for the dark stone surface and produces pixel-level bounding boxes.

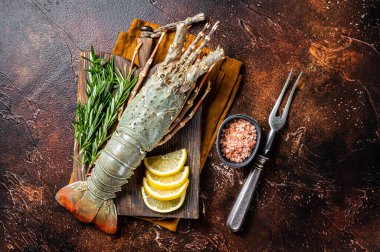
[0,0,379,251]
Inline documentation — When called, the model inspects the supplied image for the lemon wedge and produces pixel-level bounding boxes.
[141,187,186,213]
[143,149,187,176]
[146,166,189,190]
[143,177,189,201]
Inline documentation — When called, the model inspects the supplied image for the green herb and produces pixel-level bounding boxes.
[73,46,137,169]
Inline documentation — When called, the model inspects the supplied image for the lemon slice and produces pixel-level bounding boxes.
[142,187,186,213]
[143,149,187,176]
[143,177,189,201]
[146,166,189,190]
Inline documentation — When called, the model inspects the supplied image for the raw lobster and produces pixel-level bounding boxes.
[56,22,224,234]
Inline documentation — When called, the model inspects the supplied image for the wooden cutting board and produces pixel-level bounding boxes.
[73,51,200,219]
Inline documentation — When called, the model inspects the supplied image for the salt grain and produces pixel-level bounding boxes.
[220,119,257,163]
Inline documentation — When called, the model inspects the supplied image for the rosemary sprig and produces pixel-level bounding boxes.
[73,46,137,169]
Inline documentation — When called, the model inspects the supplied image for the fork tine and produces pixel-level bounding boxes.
[269,68,293,118]
[280,71,302,121]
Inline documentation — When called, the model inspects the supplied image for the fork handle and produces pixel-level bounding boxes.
[264,129,276,155]
[226,155,269,232]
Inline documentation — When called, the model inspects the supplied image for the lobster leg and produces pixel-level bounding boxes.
[159,81,212,145]
[167,68,212,133]
[164,33,224,138]
[118,42,143,120]
[128,31,167,104]
[163,46,223,142]
[163,22,187,65]
[184,48,224,90]
[179,22,210,64]
[184,21,220,67]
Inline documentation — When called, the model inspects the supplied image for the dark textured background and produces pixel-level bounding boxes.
[0,0,379,251]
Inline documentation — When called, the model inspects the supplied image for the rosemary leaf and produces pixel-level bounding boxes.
[74,46,137,168]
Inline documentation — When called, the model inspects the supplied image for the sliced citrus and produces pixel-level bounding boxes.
[143,149,187,176]
[146,166,189,190]
[143,177,189,201]
[141,187,186,213]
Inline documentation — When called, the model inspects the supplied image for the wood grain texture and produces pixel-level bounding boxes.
[74,51,200,219]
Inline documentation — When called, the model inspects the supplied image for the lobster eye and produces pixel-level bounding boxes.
[160,74,165,79]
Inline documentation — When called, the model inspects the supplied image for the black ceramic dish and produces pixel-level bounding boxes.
[216,114,261,168]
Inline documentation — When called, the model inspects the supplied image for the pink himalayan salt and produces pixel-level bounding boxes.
[220,119,257,163]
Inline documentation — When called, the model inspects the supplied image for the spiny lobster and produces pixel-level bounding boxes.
[56,21,224,234]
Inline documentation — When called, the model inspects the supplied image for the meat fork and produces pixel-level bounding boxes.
[226,69,303,232]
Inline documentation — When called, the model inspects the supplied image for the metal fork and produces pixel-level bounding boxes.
[226,69,303,232]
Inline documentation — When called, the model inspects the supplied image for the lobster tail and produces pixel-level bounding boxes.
[55,181,117,234]
[55,181,87,212]
[55,133,144,234]
[56,181,101,223]
[72,190,102,223]
[93,200,117,234]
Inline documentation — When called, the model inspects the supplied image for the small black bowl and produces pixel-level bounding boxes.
[216,114,262,168]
